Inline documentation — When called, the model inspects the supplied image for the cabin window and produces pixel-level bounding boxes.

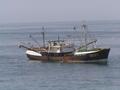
[53,42,57,46]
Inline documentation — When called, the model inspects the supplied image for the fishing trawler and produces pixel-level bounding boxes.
[19,24,110,64]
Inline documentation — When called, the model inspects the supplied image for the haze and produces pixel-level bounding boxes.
[0,0,120,23]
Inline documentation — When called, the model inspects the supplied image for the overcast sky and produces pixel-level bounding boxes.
[0,0,120,23]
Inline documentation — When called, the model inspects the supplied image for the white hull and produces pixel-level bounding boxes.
[26,50,42,56]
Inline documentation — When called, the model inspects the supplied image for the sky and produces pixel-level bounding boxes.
[0,0,120,23]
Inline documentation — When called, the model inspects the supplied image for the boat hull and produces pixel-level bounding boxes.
[26,48,110,64]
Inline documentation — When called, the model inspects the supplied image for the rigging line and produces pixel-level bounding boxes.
[73,26,83,45]
[29,34,41,48]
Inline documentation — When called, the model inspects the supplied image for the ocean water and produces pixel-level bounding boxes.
[0,21,120,90]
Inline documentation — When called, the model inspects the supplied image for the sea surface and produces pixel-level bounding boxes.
[0,21,120,90]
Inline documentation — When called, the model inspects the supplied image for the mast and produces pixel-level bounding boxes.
[58,34,60,42]
[41,26,45,47]
[81,24,88,50]
[81,23,97,50]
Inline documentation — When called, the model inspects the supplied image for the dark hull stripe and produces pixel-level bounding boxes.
[26,48,110,64]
